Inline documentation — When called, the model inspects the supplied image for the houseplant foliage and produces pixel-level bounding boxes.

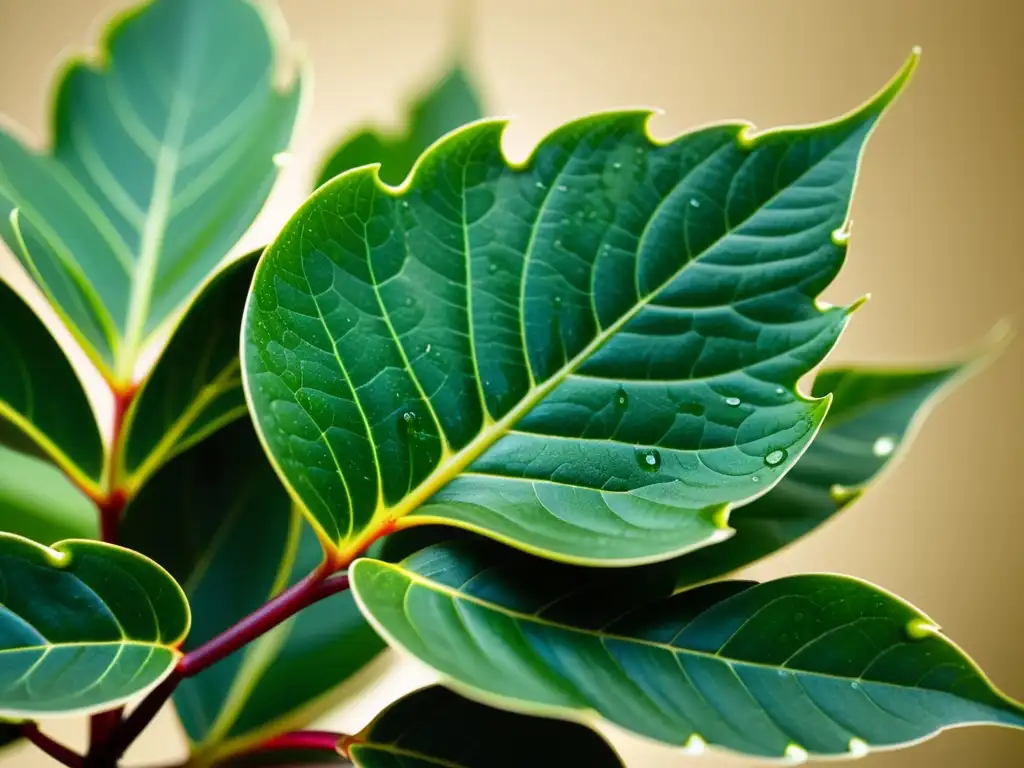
[0,1,1020,767]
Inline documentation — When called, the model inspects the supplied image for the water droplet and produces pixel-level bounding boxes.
[764,449,787,467]
[725,396,741,407]
[403,411,416,424]
[425,343,432,354]
[689,198,700,208]
[554,295,562,304]
[775,386,785,395]
[872,435,897,457]
[557,184,568,192]
[401,200,410,209]
[850,681,860,690]
[635,448,661,472]
[535,180,545,189]
[751,475,761,483]
[612,162,622,169]
[848,738,869,758]
[614,387,629,411]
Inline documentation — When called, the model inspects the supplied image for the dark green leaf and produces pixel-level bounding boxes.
[0,444,97,543]
[315,64,483,189]
[0,533,189,717]
[351,538,1024,760]
[244,54,917,566]
[120,251,259,491]
[0,261,103,492]
[121,420,384,762]
[345,685,623,767]
[0,0,302,381]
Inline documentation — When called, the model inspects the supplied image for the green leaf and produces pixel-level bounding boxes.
[0,533,189,718]
[119,250,259,492]
[0,0,302,381]
[315,64,483,189]
[0,444,97,543]
[667,341,996,588]
[243,53,917,566]
[120,420,384,762]
[350,538,1024,760]
[0,258,103,493]
[344,685,623,768]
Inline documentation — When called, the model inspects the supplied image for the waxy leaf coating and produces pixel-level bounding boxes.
[346,685,623,767]
[244,55,916,565]
[351,538,1024,760]
[0,534,189,717]
[0,445,97,544]
[0,0,302,380]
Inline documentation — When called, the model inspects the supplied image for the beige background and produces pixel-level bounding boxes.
[1,0,1022,765]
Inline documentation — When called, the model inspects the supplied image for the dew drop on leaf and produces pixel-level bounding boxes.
[872,435,897,457]
[614,387,629,411]
[635,448,661,472]
[725,396,741,407]
[689,198,700,208]
[764,449,787,467]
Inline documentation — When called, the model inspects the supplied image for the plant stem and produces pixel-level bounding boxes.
[106,565,351,762]
[21,723,85,768]
[254,729,344,753]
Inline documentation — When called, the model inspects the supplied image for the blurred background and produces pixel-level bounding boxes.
[1,0,1021,765]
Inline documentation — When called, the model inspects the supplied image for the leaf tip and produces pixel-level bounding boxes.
[43,544,72,569]
[784,743,809,764]
[682,733,706,755]
[848,737,870,758]
[846,293,872,316]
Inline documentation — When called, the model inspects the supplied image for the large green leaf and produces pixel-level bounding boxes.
[0,444,97,543]
[243,54,917,566]
[119,251,259,492]
[120,420,384,762]
[0,251,103,493]
[0,0,302,381]
[315,64,483,189]
[668,351,984,588]
[351,538,1024,760]
[344,685,623,768]
[0,533,189,717]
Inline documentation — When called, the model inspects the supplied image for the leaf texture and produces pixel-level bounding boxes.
[0,533,189,717]
[244,54,917,565]
[351,538,1024,760]
[0,0,302,379]
[346,685,623,767]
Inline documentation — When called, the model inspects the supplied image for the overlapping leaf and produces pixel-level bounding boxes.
[0,533,189,717]
[121,420,383,762]
[244,54,917,565]
[351,538,1024,760]
[344,685,623,767]
[0,258,103,493]
[0,0,302,381]
[120,251,259,492]
[315,63,483,189]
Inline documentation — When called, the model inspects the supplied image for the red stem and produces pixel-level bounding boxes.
[21,723,84,768]
[255,729,343,754]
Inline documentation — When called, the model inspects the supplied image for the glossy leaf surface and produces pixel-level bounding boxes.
[0,266,103,491]
[352,538,1024,760]
[668,356,975,588]
[0,444,97,543]
[346,685,623,767]
[0,533,189,717]
[0,0,301,379]
[120,251,258,491]
[245,56,916,565]
[315,64,483,189]
[121,421,383,760]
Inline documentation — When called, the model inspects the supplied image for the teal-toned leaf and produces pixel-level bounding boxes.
[0,0,302,381]
[344,685,623,768]
[0,533,189,717]
[0,444,97,543]
[315,64,483,189]
[121,420,384,762]
[0,258,103,493]
[668,350,986,588]
[351,538,1024,760]
[120,250,259,492]
[243,54,917,566]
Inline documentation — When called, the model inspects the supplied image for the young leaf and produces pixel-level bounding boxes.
[0,444,97,543]
[243,54,917,566]
[0,533,189,718]
[120,421,384,760]
[0,265,103,493]
[119,251,259,492]
[668,344,993,588]
[350,538,1024,760]
[0,0,303,382]
[315,64,483,189]
[343,685,623,767]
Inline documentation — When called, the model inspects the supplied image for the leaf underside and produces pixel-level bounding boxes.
[0,534,189,717]
[348,685,623,767]
[0,0,301,378]
[351,538,1024,760]
[244,55,916,566]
